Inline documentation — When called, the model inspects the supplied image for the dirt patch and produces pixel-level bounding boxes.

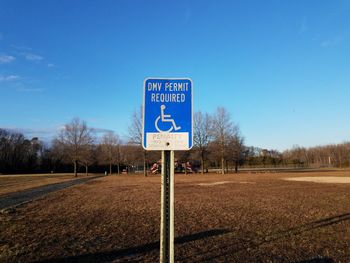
[198,181,256,186]
[0,172,349,262]
[197,181,232,186]
[285,176,350,184]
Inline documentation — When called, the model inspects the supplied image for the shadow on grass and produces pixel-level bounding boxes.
[37,213,350,262]
[188,212,350,262]
[264,212,350,242]
[295,257,334,263]
[38,228,230,263]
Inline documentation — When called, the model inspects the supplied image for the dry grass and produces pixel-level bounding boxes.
[1,170,350,262]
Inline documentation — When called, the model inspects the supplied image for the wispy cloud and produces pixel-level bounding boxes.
[18,87,44,92]
[0,55,15,64]
[2,126,60,142]
[53,124,114,136]
[92,127,114,133]
[0,75,20,82]
[3,127,56,135]
[300,17,308,33]
[23,52,44,61]
[11,44,32,51]
[2,125,118,143]
[11,46,53,66]
[320,35,343,47]
[184,5,191,24]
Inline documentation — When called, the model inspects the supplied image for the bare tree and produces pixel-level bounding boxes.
[50,138,66,172]
[56,118,94,177]
[128,107,148,176]
[98,131,121,175]
[227,134,245,173]
[194,111,213,174]
[81,144,95,176]
[120,144,140,174]
[212,107,238,174]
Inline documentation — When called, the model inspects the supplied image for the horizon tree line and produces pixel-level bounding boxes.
[1,108,350,175]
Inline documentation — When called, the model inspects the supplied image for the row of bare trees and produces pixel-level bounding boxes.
[193,107,244,174]
[51,118,124,177]
[0,106,245,175]
[114,106,244,175]
[282,144,350,168]
[2,109,349,175]
[124,106,245,175]
[241,144,350,168]
[0,129,42,173]
[50,117,160,176]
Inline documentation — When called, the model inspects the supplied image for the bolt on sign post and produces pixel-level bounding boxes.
[142,78,193,263]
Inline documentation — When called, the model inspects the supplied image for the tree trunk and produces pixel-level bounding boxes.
[235,161,238,173]
[85,164,88,176]
[184,162,187,175]
[117,163,120,175]
[221,156,225,174]
[74,160,78,177]
[201,151,204,175]
[143,150,147,177]
[109,163,112,175]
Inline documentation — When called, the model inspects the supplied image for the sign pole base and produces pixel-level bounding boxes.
[160,150,174,263]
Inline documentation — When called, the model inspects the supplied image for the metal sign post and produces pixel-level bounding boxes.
[142,78,193,263]
[160,150,174,263]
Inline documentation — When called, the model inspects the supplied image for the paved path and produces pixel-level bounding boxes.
[0,175,104,210]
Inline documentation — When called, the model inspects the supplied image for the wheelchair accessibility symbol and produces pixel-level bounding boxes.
[155,105,181,133]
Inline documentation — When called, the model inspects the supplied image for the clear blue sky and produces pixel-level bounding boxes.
[0,0,349,151]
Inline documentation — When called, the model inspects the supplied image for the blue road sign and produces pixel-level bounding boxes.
[143,78,193,150]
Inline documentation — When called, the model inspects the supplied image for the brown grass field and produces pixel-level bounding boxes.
[0,170,350,262]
